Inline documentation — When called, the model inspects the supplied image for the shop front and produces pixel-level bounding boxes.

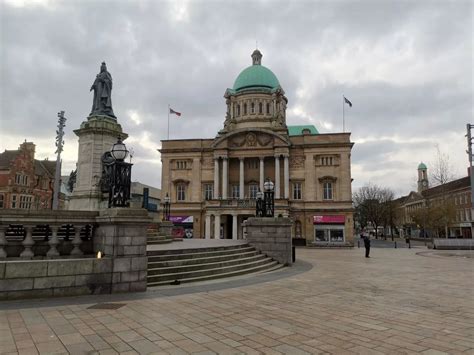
[170,216,194,238]
[313,215,346,243]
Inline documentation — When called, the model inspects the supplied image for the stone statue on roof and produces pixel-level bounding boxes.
[90,62,116,119]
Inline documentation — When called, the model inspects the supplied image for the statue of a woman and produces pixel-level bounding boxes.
[90,62,116,118]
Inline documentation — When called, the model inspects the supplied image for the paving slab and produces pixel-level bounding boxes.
[0,248,473,354]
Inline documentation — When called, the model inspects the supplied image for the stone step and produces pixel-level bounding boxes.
[148,239,173,245]
[148,250,260,267]
[147,260,280,286]
[148,254,267,275]
[147,243,249,257]
[147,246,255,262]
[148,257,274,283]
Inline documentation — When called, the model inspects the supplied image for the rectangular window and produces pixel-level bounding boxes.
[0,194,3,208]
[321,156,333,166]
[177,185,186,201]
[323,182,333,200]
[250,102,255,114]
[15,174,21,184]
[176,161,187,170]
[19,195,32,209]
[204,184,213,200]
[24,176,28,186]
[249,184,258,199]
[314,225,345,243]
[231,185,240,199]
[293,182,302,200]
[11,195,17,208]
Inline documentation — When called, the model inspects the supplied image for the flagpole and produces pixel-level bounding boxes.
[342,95,345,133]
[167,104,170,140]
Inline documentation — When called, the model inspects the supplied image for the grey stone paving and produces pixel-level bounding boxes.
[1,248,473,354]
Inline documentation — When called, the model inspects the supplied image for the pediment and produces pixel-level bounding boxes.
[212,128,290,149]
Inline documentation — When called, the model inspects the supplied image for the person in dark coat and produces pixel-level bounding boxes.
[361,233,371,258]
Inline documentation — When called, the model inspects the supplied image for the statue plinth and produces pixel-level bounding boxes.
[68,115,128,211]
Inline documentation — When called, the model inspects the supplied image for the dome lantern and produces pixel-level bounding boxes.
[252,49,262,65]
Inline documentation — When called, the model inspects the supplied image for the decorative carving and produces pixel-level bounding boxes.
[256,134,272,146]
[290,156,305,168]
[230,135,246,147]
[245,133,257,146]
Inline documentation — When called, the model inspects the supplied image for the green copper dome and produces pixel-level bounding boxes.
[418,162,427,170]
[232,50,280,92]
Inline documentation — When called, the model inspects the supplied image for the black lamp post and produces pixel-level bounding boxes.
[256,190,265,217]
[263,178,275,217]
[107,137,132,208]
[163,193,171,221]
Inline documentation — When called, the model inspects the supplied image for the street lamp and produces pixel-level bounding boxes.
[256,190,264,217]
[263,178,275,217]
[106,137,132,208]
[163,193,171,221]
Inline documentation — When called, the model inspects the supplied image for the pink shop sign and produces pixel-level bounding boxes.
[313,215,345,224]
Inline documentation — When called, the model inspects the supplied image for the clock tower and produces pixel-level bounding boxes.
[417,162,429,192]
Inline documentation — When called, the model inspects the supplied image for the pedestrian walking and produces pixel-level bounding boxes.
[361,233,371,258]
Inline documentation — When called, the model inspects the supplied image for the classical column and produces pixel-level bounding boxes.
[239,158,245,199]
[259,157,265,191]
[214,158,219,198]
[232,214,238,240]
[205,215,211,239]
[222,157,228,199]
[214,214,221,239]
[284,154,289,199]
[275,155,281,199]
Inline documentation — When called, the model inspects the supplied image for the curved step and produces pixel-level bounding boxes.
[147,246,256,262]
[148,260,280,286]
[147,243,250,257]
[147,257,275,283]
[148,254,268,276]
[148,250,260,267]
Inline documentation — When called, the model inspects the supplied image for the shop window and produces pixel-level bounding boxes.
[177,184,186,201]
[293,182,302,200]
[323,182,333,200]
[314,225,344,242]
[0,194,3,208]
[249,184,258,199]
[231,185,240,199]
[203,184,213,200]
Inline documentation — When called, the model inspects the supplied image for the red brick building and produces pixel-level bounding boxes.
[0,141,57,210]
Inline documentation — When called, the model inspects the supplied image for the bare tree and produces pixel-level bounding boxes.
[353,184,395,239]
[430,144,456,186]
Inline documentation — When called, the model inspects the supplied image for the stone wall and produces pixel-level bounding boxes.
[244,217,293,265]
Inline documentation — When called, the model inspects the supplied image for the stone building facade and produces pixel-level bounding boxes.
[0,141,58,210]
[160,50,354,245]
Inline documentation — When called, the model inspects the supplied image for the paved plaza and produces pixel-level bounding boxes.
[0,247,473,354]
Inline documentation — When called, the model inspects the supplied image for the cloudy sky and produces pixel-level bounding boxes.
[1,0,472,197]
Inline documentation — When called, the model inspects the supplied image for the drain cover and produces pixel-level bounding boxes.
[87,303,126,310]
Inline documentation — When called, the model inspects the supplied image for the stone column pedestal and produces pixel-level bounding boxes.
[68,116,128,211]
[94,208,152,293]
[244,217,293,266]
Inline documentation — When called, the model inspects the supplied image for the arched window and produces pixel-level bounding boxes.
[259,102,263,114]
[251,102,255,114]
[236,105,240,116]
[266,103,270,114]
[243,103,247,115]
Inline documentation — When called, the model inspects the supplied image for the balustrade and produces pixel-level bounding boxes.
[0,210,97,259]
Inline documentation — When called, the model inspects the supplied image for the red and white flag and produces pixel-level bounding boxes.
[169,108,181,117]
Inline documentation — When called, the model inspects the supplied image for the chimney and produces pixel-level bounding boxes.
[19,141,35,160]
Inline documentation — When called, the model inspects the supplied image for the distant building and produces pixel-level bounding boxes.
[130,181,161,215]
[395,164,472,238]
[0,141,61,210]
[160,50,354,244]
